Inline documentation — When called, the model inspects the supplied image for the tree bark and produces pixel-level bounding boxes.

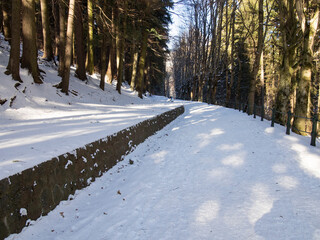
[58,0,66,76]
[293,0,319,135]
[99,1,108,90]
[61,0,76,94]
[116,1,127,94]
[21,0,42,84]
[247,0,263,115]
[86,0,94,75]
[274,0,297,124]
[6,0,22,82]
[137,28,148,99]
[52,0,59,56]
[40,0,54,60]
[2,0,11,42]
[208,0,218,104]
[130,45,139,90]
[74,0,87,80]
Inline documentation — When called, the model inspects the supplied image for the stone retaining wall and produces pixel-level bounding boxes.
[0,106,184,239]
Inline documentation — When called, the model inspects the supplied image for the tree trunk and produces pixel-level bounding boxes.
[208,0,217,104]
[106,48,113,83]
[137,28,148,99]
[21,0,42,84]
[116,1,127,94]
[86,0,94,75]
[52,0,59,56]
[74,0,86,80]
[40,0,54,60]
[106,4,117,83]
[58,0,66,76]
[2,0,11,42]
[225,0,230,105]
[236,50,242,107]
[227,0,236,105]
[293,0,319,135]
[274,0,297,124]
[6,0,22,82]
[61,0,76,94]
[212,0,224,103]
[100,36,107,90]
[247,0,263,115]
[99,2,107,90]
[275,48,295,124]
[130,44,139,90]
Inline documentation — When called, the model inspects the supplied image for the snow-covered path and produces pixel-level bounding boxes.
[8,102,320,240]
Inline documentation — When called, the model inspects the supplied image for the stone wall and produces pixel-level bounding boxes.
[0,106,184,239]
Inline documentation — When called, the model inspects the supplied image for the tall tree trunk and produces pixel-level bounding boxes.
[74,0,86,80]
[58,0,66,76]
[100,36,107,90]
[227,0,236,105]
[236,50,242,107]
[137,28,148,99]
[21,0,42,84]
[40,0,54,60]
[260,50,264,110]
[105,1,114,83]
[86,0,94,75]
[130,44,139,91]
[106,48,113,83]
[293,0,319,135]
[275,0,297,124]
[106,3,117,83]
[52,0,59,56]
[116,1,127,94]
[99,2,107,90]
[208,0,217,104]
[6,0,22,82]
[192,2,199,101]
[212,0,224,103]
[225,0,230,105]
[2,0,11,42]
[247,0,263,115]
[61,0,76,94]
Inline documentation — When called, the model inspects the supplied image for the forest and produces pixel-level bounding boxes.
[1,0,319,138]
[1,0,172,99]
[172,0,320,136]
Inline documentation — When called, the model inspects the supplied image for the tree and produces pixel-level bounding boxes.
[58,0,66,76]
[86,0,94,75]
[116,0,127,94]
[98,0,108,90]
[74,0,87,80]
[5,0,22,82]
[21,0,42,84]
[137,27,149,98]
[60,0,76,94]
[247,0,264,115]
[274,0,298,124]
[2,0,11,42]
[40,0,54,60]
[293,0,319,134]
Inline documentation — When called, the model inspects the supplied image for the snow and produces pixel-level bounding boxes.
[0,38,179,180]
[2,36,320,239]
[6,101,320,240]
[19,208,27,217]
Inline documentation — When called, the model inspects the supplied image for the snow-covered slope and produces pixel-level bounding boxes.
[6,102,320,240]
[0,39,179,180]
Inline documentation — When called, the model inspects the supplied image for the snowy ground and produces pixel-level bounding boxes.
[0,42,179,180]
[7,101,320,240]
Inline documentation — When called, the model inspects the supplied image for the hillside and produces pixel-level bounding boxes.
[0,38,178,180]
